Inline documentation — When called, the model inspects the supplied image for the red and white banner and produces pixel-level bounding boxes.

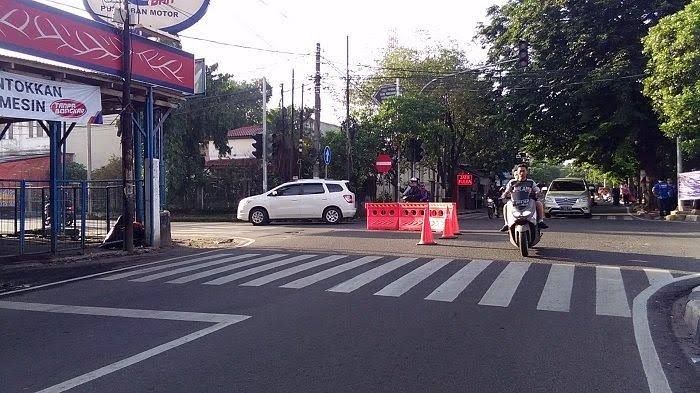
[0,0,195,94]
[0,70,102,124]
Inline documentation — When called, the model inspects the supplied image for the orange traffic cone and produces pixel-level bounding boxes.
[441,205,457,239]
[451,203,462,235]
[417,205,437,245]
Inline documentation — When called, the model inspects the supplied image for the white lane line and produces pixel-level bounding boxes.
[36,321,246,393]
[0,301,246,323]
[595,266,631,317]
[280,256,382,289]
[130,254,259,282]
[204,254,317,285]
[0,249,224,297]
[633,274,700,393]
[643,269,674,287]
[478,262,531,307]
[425,260,492,302]
[536,264,575,312]
[374,259,453,297]
[240,255,347,287]
[99,252,229,281]
[592,216,602,220]
[623,216,634,221]
[167,254,288,284]
[327,257,417,293]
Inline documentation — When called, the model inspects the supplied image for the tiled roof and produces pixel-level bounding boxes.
[227,125,263,138]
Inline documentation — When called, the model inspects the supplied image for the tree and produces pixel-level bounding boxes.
[91,155,122,180]
[164,64,266,209]
[65,161,87,180]
[643,0,700,156]
[477,0,689,178]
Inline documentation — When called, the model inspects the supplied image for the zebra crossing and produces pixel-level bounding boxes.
[466,213,638,221]
[98,251,682,318]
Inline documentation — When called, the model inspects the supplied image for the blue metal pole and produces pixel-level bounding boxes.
[19,180,25,255]
[134,112,144,224]
[158,110,166,210]
[146,87,155,246]
[49,121,60,253]
[81,180,87,250]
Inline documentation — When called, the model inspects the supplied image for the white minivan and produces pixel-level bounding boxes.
[237,179,356,225]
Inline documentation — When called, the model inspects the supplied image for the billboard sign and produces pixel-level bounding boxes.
[457,172,474,187]
[83,0,210,34]
[0,70,102,125]
[0,0,195,94]
[678,171,700,201]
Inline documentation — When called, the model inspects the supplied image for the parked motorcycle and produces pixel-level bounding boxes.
[44,202,75,227]
[503,189,542,257]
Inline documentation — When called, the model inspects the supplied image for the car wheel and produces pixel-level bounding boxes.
[545,213,552,219]
[249,208,269,226]
[584,213,592,218]
[323,207,342,224]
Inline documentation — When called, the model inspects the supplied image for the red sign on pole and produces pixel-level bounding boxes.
[457,173,474,186]
[375,154,392,174]
[0,0,195,94]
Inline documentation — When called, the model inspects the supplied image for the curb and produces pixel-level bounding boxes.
[684,286,700,346]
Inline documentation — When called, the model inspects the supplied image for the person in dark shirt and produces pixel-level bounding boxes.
[402,177,421,202]
[499,163,548,232]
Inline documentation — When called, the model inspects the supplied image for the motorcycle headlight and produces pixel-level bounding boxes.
[522,210,532,216]
[487,198,494,203]
[512,211,523,218]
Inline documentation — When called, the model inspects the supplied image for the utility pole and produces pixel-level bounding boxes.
[290,69,295,181]
[395,77,401,201]
[262,77,268,192]
[677,136,684,212]
[120,0,134,252]
[280,82,285,180]
[345,35,352,182]
[299,83,304,178]
[313,43,321,178]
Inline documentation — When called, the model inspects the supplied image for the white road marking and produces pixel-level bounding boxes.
[130,254,259,282]
[592,215,602,220]
[166,254,288,284]
[536,264,575,312]
[98,253,230,281]
[0,249,223,297]
[204,254,317,285]
[643,269,674,287]
[36,321,244,393]
[633,274,700,393]
[374,258,453,297]
[623,216,634,221]
[425,260,492,302]
[280,256,382,289]
[240,255,347,286]
[595,266,631,317]
[327,257,416,293]
[0,301,246,323]
[478,262,531,307]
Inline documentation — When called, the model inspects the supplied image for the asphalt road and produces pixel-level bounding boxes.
[1,208,698,392]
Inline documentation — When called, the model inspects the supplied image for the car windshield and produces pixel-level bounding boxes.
[549,180,586,192]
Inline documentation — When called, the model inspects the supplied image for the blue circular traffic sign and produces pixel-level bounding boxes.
[323,146,332,165]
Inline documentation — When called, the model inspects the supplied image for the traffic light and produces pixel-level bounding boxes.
[407,139,423,163]
[252,133,263,159]
[266,132,276,161]
[517,40,529,68]
[298,138,304,153]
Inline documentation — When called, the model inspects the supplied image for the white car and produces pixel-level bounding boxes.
[543,177,593,218]
[237,179,356,225]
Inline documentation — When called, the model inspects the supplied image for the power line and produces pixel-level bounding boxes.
[179,34,311,56]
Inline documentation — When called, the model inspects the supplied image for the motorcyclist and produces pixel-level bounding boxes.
[499,163,548,232]
[402,177,421,202]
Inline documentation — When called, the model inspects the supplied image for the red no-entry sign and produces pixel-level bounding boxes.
[375,154,392,174]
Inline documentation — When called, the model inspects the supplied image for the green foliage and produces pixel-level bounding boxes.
[65,161,87,180]
[528,162,564,185]
[164,64,265,209]
[91,155,122,180]
[477,0,689,177]
[643,0,700,155]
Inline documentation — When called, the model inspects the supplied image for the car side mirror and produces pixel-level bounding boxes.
[541,187,548,193]
[270,190,278,196]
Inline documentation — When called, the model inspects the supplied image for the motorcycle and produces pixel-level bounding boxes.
[486,197,496,219]
[503,189,542,257]
[44,202,75,227]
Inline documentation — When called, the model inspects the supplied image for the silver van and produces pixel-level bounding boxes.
[543,178,593,218]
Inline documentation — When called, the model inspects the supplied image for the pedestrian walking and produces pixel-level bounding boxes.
[652,179,672,217]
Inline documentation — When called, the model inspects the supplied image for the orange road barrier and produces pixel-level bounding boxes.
[366,203,400,230]
[399,203,428,231]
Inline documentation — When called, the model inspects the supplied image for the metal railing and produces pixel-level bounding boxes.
[0,179,125,258]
